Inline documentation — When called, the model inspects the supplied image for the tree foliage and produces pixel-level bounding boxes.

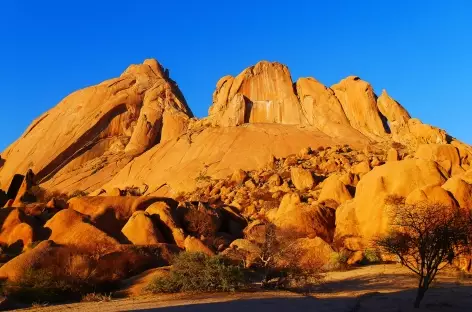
[375,197,471,308]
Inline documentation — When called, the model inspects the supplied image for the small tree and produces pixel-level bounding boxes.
[247,221,323,288]
[375,197,471,308]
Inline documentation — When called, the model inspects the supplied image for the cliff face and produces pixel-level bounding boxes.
[1,59,470,195]
[0,59,193,192]
[208,61,458,146]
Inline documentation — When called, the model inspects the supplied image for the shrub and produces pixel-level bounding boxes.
[81,292,112,302]
[146,252,245,293]
[69,190,89,198]
[30,186,70,203]
[362,248,382,264]
[3,269,83,303]
[327,250,351,271]
[182,208,218,238]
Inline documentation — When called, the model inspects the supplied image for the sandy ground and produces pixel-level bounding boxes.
[13,264,472,312]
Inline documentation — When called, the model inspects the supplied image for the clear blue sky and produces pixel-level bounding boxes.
[1,1,471,151]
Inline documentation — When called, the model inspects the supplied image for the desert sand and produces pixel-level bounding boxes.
[16,264,472,312]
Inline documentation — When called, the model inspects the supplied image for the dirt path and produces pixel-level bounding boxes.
[14,264,472,312]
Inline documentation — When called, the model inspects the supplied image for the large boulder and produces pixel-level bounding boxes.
[271,193,335,243]
[0,208,37,251]
[318,175,352,206]
[415,144,462,175]
[12,169,36,207]
[291,237,335,267]
[145,202,186,248]
[0,240,178,283]
[295,78,364,139]
[405,184,456,207]
[45,209,120,251]
[68,196,177,239]
[290,167,315,191]
[442,176,472,208]
[121,211,166,245]
[335,159,447,248]
[184,236,215,256]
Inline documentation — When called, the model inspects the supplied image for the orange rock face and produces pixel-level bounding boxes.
[0,59,192,194]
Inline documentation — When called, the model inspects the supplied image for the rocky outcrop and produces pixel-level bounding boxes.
[331,76,389,139]
[0,59,192,194]
[45,209,120,251]
[210,61,302,125]
[335,159,447,248]
[102,124,369,195]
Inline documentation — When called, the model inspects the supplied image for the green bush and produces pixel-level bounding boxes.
[3,269,81,303]
[362,248,382,264]
[146,252,245,293]
[327,250,351,271]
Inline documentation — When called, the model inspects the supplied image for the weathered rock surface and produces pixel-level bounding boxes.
[122,211,166,245]
[335,159,447,248]
[271,193,335,242]
[331,76,388,139]
[0,59,192,193]
[45,208,120,251]
[102,124,368,195]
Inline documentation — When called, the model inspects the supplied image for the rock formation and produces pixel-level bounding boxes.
[0,57,471,298]
[0,59,192,193]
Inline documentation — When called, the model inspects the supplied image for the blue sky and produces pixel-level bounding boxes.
[1,1,471,151]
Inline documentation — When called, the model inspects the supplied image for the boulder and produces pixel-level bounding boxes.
[295,78,363,139]
[0,240,178,283]
[12,169,36,207]
[268,174,282,187]
[415,144,461,175]
[67,196,177,239]
[231,169,248,185]
[224,239,261,267]
[45,209,120,251]
[290,167,315,191]
[122,211,166,245]
[184,236,215,256]
[335,159,447,248]
[442,176,472,208]
[405,184,456,207]
[271,193,335,242]
[351,160,371,175]
[318,175,352,206]
[145,202,186,248]
[7,223,34,251]
[0,208,37,250]
[376,90,411,128]
[291,237,335,267]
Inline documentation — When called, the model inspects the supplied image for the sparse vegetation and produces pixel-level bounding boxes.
[69,190,89,198]
[81,292,112,302]
[30,186,70,203]
[362,248,382,264]
[3,268,84,303]
[374,198,472,308]
[146,252,245,293]
[328,250,351,271]
[182,206,219,238]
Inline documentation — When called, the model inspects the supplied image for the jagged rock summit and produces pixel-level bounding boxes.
[0,59,193,192]
[0,59,470,196]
